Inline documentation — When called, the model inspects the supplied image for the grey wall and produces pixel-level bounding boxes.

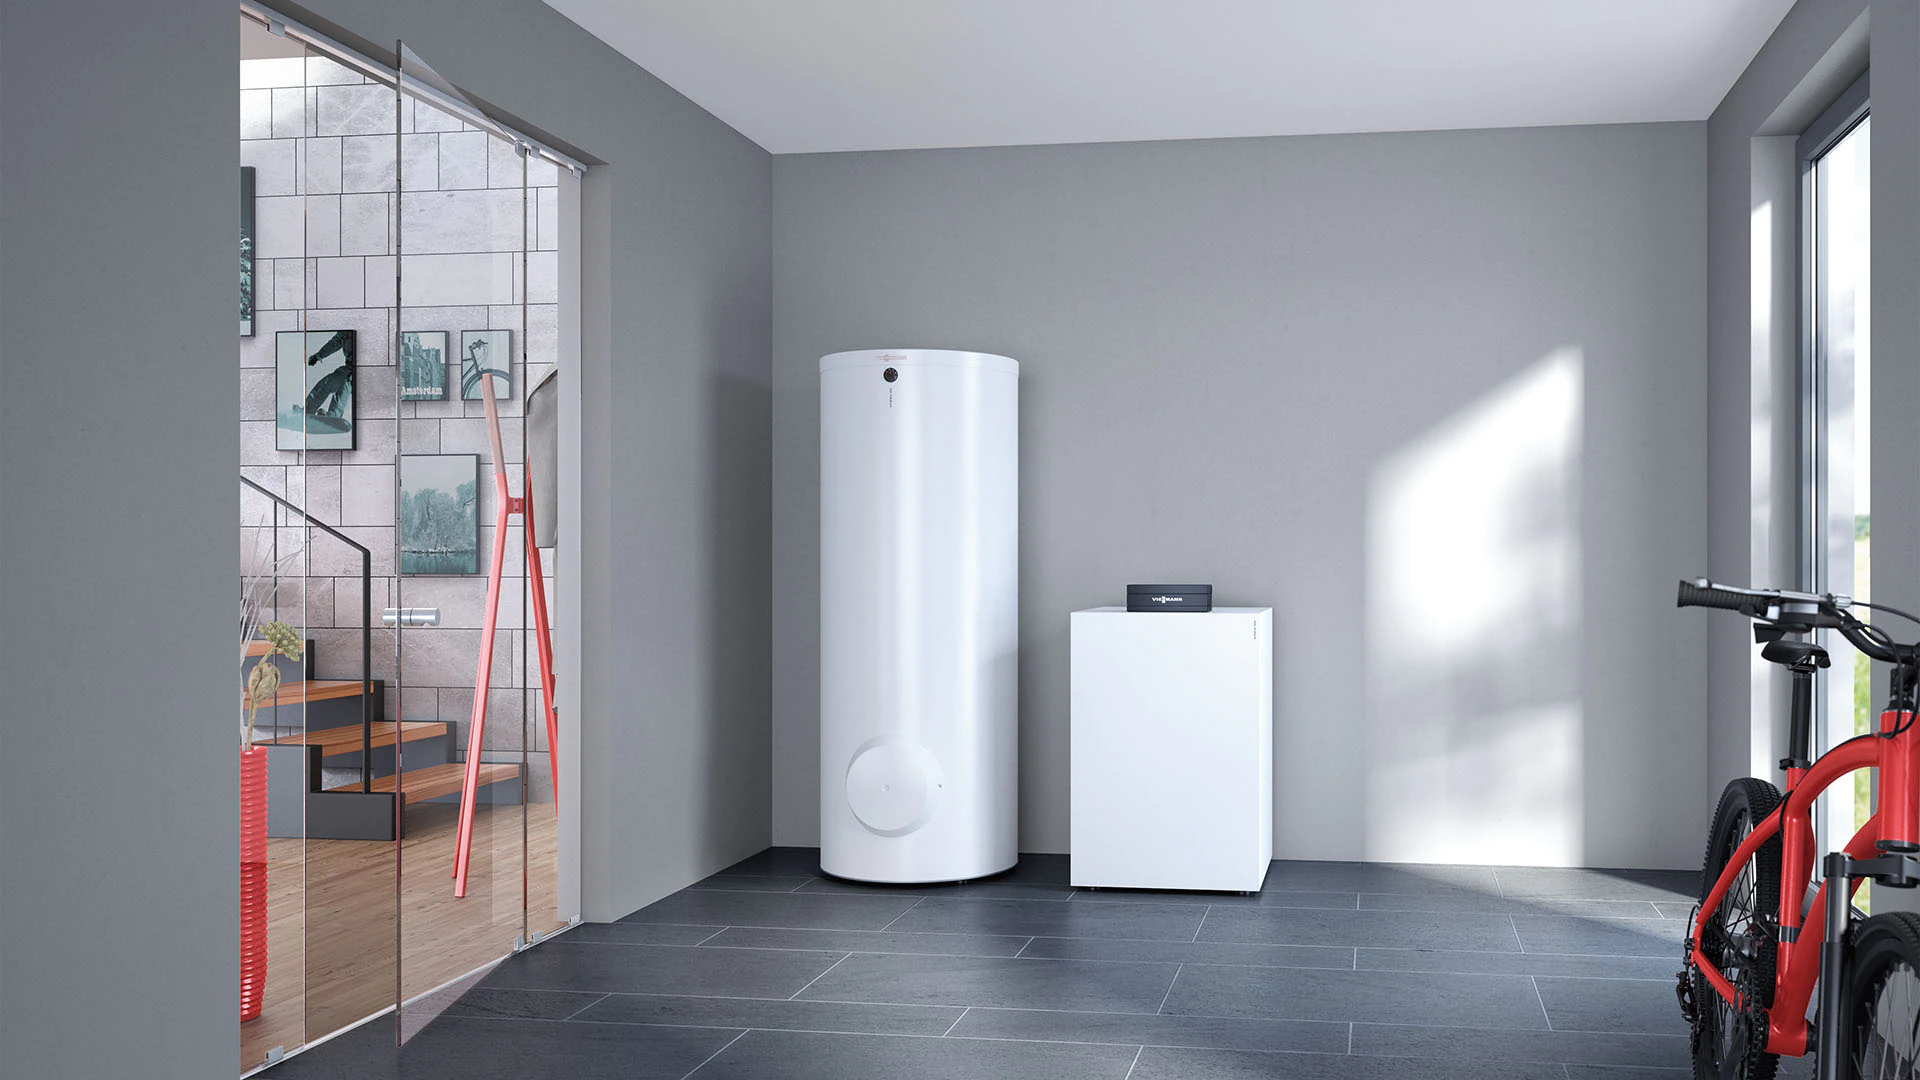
[772,124,1710,869]
[2,0,771,1074]
[1,3,240,1077]
[1705,0,1920,914]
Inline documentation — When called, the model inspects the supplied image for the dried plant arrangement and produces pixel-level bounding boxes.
[239,520,305,747]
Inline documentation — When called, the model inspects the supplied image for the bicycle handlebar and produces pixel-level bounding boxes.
[1675,578,1772,616]
[1677,577,1913,665]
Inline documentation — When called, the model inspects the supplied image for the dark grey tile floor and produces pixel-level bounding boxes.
[261,848,1781,1079]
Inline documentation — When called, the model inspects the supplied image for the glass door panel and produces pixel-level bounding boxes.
[523,150,566,943]
[241,17,324,1069]
[240,13,400,1069]
[294,33,402,1053]
[394,41,537,1021]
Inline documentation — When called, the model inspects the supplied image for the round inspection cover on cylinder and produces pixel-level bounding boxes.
[844,735,944,837]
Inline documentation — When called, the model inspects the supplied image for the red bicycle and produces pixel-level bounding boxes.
[1677,579,1920,1079]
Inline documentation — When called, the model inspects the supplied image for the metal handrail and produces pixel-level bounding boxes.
[241,474,374,792]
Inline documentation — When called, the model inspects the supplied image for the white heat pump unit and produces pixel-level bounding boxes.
[819,349,1020,883]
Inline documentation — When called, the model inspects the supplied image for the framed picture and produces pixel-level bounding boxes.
[275,330,356,451]
[400,454,481,574]
[240,166,255,337]
[400,330,449,401]
[460,329,512,400]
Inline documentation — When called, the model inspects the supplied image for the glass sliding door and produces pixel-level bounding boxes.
[289,26,403,1060]
[241,16,574,1068]
[1800,75,1870,889]
[393,42,561,1022]
[240,11,401,1070]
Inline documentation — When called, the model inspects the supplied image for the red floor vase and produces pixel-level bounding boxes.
[240,746,268,1023]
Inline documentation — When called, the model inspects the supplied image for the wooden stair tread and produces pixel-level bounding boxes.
[262,720,448,756]
[328,762,519,804]
[243,637,311,658]
[245,679,371,707]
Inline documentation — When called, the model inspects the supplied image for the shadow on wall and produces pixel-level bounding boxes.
[1364,348,1585,866]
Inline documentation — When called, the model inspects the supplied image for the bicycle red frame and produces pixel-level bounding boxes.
[1690,708,1920,1058]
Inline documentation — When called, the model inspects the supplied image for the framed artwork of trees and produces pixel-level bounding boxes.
[399,454,480,574]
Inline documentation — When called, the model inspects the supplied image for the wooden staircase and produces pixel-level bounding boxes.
[245,637,522,840]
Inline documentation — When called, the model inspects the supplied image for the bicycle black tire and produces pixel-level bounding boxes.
[1691,777,1784,1080]
[1845,910,1920,1079]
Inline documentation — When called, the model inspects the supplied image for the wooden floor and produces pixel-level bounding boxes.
[240,798,564,1073]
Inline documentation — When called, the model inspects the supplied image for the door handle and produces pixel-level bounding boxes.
[381,607,441,627]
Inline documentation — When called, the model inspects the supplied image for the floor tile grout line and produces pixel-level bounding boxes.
[623,920,1033,942]
[543,936,1681,976]
[554,992,612,1022]
[1529,974,1554,1031]
[677,1029,748,1080]
[1123,1044,1144,1080]
[878,896,927,931]
[785,953,853,1001]
[1354,967,1678,983]
[446,1005,1695,1042]
[690,884,1078,902]
[1154,964,1183,1015]
[940,1007,969,1037]
[624,918,1681,951]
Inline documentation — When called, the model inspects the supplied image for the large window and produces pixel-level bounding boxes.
[1800,74,1870,871]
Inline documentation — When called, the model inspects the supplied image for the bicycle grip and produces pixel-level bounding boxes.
[1676,578,1756,612]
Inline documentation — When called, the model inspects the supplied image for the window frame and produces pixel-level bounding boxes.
[1796,71,1869,594]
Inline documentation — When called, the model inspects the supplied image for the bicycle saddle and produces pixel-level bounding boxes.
[1761,638,1830,669]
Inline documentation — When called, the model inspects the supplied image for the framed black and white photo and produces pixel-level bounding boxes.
[240,166,255,337]
[400,330,449,401]
[400,454,480,574]
[460,329,512,400]
[275,330,356,451]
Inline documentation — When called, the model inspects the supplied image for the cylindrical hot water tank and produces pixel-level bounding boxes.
[819,349,1019,883]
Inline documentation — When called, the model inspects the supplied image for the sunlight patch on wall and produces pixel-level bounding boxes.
[1364,349,1583,865]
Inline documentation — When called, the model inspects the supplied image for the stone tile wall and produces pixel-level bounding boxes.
[240,56,560,777]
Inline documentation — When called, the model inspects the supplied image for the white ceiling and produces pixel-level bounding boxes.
[542,0,1797,154]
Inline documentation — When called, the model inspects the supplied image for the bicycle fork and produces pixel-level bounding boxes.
[1815,852,1851,1080]
[1815,842,1920,1079]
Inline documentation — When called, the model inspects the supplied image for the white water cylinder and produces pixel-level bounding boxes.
[820,349,1019,883]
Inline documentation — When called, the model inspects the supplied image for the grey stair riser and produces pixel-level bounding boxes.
[264,742,521,838]
[264,733,449,836]
[264,743,311,839]
[307,791,399,841]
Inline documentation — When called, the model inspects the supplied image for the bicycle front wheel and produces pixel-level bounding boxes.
[1847,910,1920,1079]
